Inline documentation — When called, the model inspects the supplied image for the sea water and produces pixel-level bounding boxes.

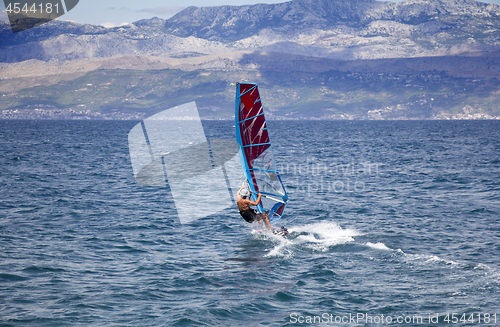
[0,120,499,326]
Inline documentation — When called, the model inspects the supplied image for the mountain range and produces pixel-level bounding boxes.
[1,0,500,119]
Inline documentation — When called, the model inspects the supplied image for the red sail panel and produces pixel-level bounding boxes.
[239,87,262,120]
[238,85,270,173]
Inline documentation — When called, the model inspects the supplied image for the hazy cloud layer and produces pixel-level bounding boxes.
[106,6,185,17]
[138,6,185,16]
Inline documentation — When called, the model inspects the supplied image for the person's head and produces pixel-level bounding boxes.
[240,188,250,198]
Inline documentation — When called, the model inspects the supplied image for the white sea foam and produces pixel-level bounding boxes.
[266,237,293,258]
[403,253,460,266]
[264,221,359,257]
[365,242,392,251]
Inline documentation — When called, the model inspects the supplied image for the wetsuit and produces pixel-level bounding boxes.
[239,208,259,223]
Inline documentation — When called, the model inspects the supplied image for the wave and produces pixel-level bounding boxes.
[365,242,392,251]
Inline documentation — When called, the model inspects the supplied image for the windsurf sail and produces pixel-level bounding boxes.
[235,83,289,222]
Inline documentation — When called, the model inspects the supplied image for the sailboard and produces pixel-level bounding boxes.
[235,82,289,225]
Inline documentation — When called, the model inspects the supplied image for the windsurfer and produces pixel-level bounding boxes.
[237,185,272,230]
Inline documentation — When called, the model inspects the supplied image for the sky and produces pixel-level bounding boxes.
[1,0,499,27]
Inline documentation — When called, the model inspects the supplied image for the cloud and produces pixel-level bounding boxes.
[101,22,132,28]
[137,6,185,16]
[106,6,185,17]
[0,10,8,21]
[106,6,130,10]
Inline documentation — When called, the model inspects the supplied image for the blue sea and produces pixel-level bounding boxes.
[1,120,499,326]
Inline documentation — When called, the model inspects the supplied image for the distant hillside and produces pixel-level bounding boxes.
[1,0,500,119]
[164,0,500,42]
[2,0,500,62]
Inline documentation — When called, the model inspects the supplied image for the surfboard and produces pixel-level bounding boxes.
[235,82,290,233]
[272,226,290,236]
[254,226,290,237]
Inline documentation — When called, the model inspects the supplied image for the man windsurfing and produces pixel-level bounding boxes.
[237,184,272,230]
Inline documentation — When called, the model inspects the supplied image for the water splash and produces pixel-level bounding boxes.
[263,221,359,257]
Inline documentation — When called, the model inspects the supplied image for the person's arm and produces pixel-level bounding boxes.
[236,185,245,200]
[248,193,262,206]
